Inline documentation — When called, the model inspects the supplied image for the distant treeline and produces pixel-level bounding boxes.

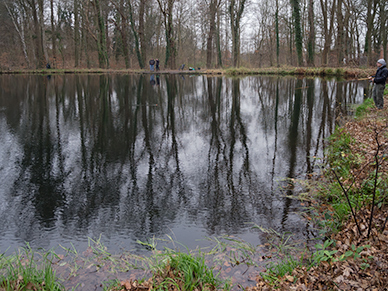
[0,0,387,70]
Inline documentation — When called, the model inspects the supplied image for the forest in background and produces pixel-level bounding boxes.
[0,0,387,71]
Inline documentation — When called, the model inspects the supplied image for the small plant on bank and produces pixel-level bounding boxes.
[101,279,122,291]
[354,98,374,118]
[253,226,306,285]
[310,240,337,266]
[325,127,361,178]
[260,255,302,285]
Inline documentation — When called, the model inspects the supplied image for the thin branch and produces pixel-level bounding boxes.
[367,128,381,238]
[331,168,362,236]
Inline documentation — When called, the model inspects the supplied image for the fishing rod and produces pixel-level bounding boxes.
[348,77,370,81]
[336,77,371,83]
[295,77,372,89]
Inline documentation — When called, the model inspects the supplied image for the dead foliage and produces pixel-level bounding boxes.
[247,207,388,291]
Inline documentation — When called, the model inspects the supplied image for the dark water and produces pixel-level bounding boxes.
[0,74,367,254]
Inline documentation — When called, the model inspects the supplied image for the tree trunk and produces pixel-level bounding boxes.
[206,0,218,68]
[5,2,31,68]
[120,0,130,69]
[380,0,387,60]
[94,0,109,68]
[157,0,177,69]
[336,0,344,66]
[216,8,223,68]
[229,0,247,67]
[38,0,49,65]
[275,0,280,67]
[290,0,303,66]
[30,0,45,68]
[128,0,145,68]
[74,0,80,67]
[320,0,336,66]
[307,0,315,66]
[365,0,373,65]
[81,2,91,68]
[138,0,147,65]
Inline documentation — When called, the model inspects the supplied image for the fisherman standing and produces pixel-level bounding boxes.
[368,59,388,109]
[155,59,160,71]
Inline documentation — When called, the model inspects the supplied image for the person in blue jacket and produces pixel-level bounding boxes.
[369,59,388,109]
[149,59,155,71]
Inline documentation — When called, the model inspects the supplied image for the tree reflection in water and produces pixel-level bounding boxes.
[0,74,367,252]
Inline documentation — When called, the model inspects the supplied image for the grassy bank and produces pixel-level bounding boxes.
[1,235,261,290]
[0,66,375,79]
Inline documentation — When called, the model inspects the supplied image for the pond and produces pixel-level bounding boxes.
[0,74,368,256]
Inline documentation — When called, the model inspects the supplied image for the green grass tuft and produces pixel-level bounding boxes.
[0,245,64,291]
[354,98,374,118]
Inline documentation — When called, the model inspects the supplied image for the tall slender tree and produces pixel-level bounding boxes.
[157,0,177,69]
[380,0,387,60]
[320,0,336,66]
[74,0,80,67]
[206,0,221,68]
[29,0,45,68]
[4,1,30,68]
[336,0,344,65]
[365,0,374,65]
[94,0,109,68]
[229,0,247,67]
[138,0,147,65]
[307,0,315,66]
[128,0,145,68]
[216,6,223,68]
[290,0,303,66]
[275,0,280,67]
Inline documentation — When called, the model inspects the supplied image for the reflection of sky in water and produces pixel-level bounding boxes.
[0,75,367,254]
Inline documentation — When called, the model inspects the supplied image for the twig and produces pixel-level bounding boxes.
[331,169,362,236]
[367,128,382,238]
[382,214,388,233]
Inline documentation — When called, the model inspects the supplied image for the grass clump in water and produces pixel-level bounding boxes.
[151,250,226,291]
[137,237,231,291]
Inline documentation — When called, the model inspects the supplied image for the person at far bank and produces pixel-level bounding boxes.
[149,59,155,71]
[368,59,388,109]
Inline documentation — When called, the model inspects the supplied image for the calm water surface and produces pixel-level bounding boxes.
[0,74,367,254]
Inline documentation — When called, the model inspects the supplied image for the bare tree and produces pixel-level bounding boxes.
[319,0,336,66]
[4,1,31,68]
[94,0,109,68]
[229,0,247,67]
[290,0,303,66]
[307,0,314,66]
[157,0,177,69]
[74,0,80,67]
[206,0,222,68]
[127,0,145,68]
